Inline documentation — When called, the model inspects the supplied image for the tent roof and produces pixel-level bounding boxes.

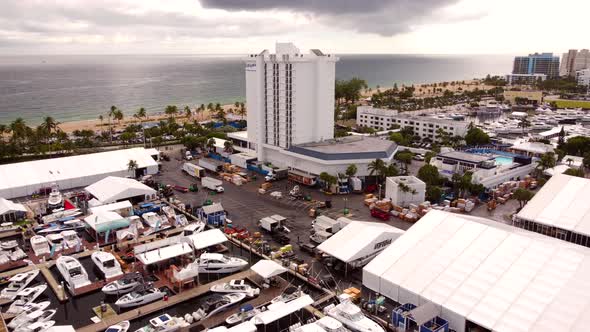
[202,203,224,215]
[208,321,257,332]
[89,200,132,214]
[0,147,158,197]
[517,173,590,236]
[252,295,314,325]
[137,242,193,265]
[83,211,125,231]
[363,210,590,332]
[317,221,404,263]
[85,176,156,203]
[186,228,227,250]
[0,198,27,215]
[251,260,287,278]
[409,302,439,326]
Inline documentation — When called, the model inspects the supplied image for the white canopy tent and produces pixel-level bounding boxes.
[317,220,404,265]
[208,321,257,332]
[0,147,159,199]
[186,228,227,250]
[85,176,156,204]
[363,210,590,332]
[252,295,314,325]
[250,260,287,279]
[517,173,590,240]
[137,242,193,265]
[0,198,27,222]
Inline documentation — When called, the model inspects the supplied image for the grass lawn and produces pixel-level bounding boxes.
[553,99,590,109]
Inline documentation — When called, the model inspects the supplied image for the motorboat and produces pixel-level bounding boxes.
[7,284,48,314]
[14,320,55,332]
[289,322,327,332]
[134,314,187,332]
[182,222,205,236]
[102,272,144,295]
[211,279,260,298]
[172,260,199,282]
[315,317,351,332]
[35,219,86,235]
[225,304,265,325]
[0,269,40,300]
[142,212,168,229]
[60,230,81,249]
[7,302,52,329]
[91,251,123,279]
[31,236,50,256]
[9,309,56,331]
[10,248,27,261]
[47,184,63,211]
[196,253,248,274]
[324,297,384,332]
[271,286,304,304]
[40,208,81,224]
[162,206,176,219]
[45,234,64,251]
[115,284,165,308]
[105,320,130,332]
[199,293,246,318]
[56,255,91,293]
[1,240,19,250]
[0,251,9,264]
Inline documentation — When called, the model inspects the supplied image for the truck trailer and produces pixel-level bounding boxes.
[288,169,317,186]
[201,177,224,193]
[198,158,224,173]
[182,163,205,178]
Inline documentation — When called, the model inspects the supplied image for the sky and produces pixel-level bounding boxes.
[0,0,588,55]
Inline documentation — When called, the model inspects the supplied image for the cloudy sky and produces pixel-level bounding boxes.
[0,0,587,55]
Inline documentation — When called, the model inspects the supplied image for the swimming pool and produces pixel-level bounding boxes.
[495,156,514,166]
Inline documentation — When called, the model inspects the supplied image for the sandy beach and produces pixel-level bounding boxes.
[362,79,497,98]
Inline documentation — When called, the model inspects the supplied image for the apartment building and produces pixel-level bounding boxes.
[512,53,560,78]
[560,49,590,77]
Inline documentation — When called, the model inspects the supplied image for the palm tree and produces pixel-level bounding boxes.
[165,105,178,120]
[368,158,386,182]
[9,118,28,144]
[236,105,246,120]
[0,124,6,143]
[536,152,556,176]
[206,138,216,152]
[345,164,357,178]
[108,106,117,143]
[40,116,60,140]
[234,101,240,108]
[98,115,104,134]
[114,109,124,125]
[216,108,226,121]
[223,140,234,153]
[184,106,191,119]
[518,118,531,133]
[566,158,574,167]
[127,159,138,176]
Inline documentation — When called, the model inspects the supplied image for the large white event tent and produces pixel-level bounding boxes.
[0,197,27,222]
[85,176,156,204]
[0,148,159,199]
[317,220,404,267]
[363,210,590,332]
[516,173,590,246]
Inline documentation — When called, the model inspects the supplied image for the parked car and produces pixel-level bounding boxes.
[173,185,189,193]
[413,154,425,161]
[370,208,390,221]
[299,242,317,254]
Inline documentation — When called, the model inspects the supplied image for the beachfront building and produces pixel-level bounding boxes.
[560,49,590,77]
[384,176,426,207]
[0,147,159,199]
[515,173,590,248]
[356,106,469,142]
[509,141,554,158]
[576,68,590,87]
[363,210,590,332]
[503,90,543,104]
[430,150,534,189]
[504,73,547,85]
[512,52,560,78]
[244,43,398,178]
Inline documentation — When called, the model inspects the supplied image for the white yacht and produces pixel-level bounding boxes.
[324,297,384,332]
[134,314,187,332]
[271,287,304,304]
[14,320,55,332]
[142,212,167,229]
[102,272,143,295]
[199,293,246,318]
[45,234,64,251]
[47,184,63,211]
[226,304,265,325]
[290,322,327,332]
[9,309,56,331]
[1,239,19,250]
[91,251,123,279]
[105,321,130,332]
[0,269,40,300]
[40,208,81,224]
[56,256,91,293]
[10,248,27,261]
[182,222,205,236]
[31,236,50,256]
[7,301,51,329]
[7,284,48,314]
[196,253,248,274]
[211,279,260,298]
[316,317,351,332]
[60,230,80,249]
[115,285,165,308]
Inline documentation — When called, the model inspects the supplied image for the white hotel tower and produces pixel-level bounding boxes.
[245,43,339,160]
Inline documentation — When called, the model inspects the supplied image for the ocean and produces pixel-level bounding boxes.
[0,54,513,125]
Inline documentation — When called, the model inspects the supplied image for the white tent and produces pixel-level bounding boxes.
[85,176,156,204]
[83,211,127,233]
[252,295,314,325]
[186,228,227,250]
[89,200,133,216]
[137,242,193,265]
[0,147,159,199]
[317,220,404,265]
[363,210,590,332]
[208,321,257,332]
[517,173,590,239]
[0,198,27,220]
[251,260,287,279]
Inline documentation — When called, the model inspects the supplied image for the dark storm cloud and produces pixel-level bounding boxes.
[200,0,466,35]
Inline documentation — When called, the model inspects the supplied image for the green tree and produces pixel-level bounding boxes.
[513,188,535,208]
[394,150,413,174]
[184,106,191,119]
[425,186,443,203]
[368,158,387,182]
[536,152,556,174]
[127,159,138,174]
[165,105,178,119]
[345,164,358,177]
[417,164,441,186]
[223,140,234,153]
[206,137,216,152]
[464,127,490,146]
[40,116,60,140]
[563,168,585,178]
